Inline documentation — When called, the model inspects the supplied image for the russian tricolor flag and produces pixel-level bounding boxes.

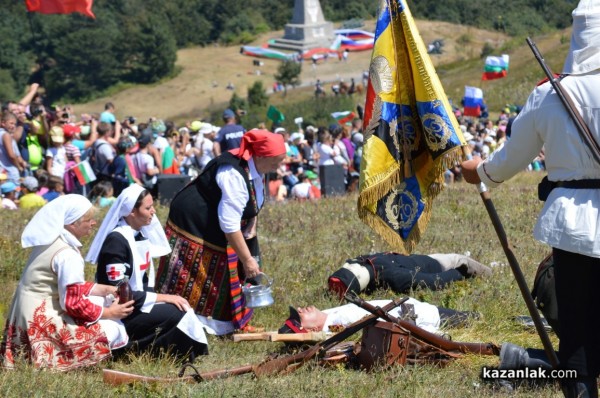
[463,86,484,117]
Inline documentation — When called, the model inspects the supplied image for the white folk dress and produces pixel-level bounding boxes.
[0,233,127,370]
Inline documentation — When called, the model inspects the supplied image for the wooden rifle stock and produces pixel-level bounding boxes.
[232,331,327,343]
[345,294,499,356]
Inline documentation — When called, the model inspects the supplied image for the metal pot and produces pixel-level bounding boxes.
[242,273,274,308]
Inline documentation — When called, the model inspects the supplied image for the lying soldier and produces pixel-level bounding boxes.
[278,297,480,336]
[328,252,492,299]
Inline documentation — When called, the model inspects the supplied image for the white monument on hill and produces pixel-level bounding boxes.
[269,0,335,52]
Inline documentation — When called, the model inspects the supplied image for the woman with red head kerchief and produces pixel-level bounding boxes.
[156,129,285,334]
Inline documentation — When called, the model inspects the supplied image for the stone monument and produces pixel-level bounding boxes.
[269,0,335,52]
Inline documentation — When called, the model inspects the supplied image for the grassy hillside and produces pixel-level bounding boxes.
[74,19,552,124]
[0,173,561,397]
[438,30,571,112]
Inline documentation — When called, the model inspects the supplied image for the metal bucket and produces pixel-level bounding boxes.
[242,273,274,308]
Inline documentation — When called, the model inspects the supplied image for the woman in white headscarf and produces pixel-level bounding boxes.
[0,195,133,370]
[86,184,208,360]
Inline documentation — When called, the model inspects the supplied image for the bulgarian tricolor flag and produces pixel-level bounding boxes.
[71,160,97,185]
[331,111,356,125]
[463,86,484,117]
[482,54,509,80]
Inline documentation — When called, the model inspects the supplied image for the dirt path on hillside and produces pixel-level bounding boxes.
[75,20,507,123]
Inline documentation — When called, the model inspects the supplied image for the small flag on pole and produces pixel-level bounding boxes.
[70,160,97,185]
[482,54,509,80]
[331,111,356,125]
[25,0,96,19]
[266,105,285,123]
[463,86,484,117]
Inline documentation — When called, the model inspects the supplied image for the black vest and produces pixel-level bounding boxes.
[195,152,259,221]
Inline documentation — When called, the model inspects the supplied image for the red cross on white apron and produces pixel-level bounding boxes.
[139,251,150,272]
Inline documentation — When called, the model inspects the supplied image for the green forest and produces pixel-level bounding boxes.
[0,0,577,103]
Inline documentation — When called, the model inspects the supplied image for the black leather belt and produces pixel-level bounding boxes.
[555,179,600,189]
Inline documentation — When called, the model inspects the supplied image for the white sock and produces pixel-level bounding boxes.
[341,262,371,291]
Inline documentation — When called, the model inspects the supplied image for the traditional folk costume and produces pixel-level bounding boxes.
[86,184,208,359]
[1,195,128,370]
[156,130,286,335]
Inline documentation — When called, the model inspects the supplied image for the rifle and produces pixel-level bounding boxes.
[527,37,600,165]
[233,331,327,343]
[103,364,254,385]
[103,297,407,385]
[345,293,499,356]
[252,297,407,377]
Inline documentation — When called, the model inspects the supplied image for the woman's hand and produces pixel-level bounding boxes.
[102,299,134,320]
[90,283,118,297]
[242,256,260,279]
[157,294,191,312]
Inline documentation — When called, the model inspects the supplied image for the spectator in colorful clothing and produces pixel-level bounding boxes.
[290,173,315,200]
[1,181,18,210]
[42,175,65,202]
[46,126,68,178]
[0,111,27,184]
[19,176,46,209]
[109,136,140,196]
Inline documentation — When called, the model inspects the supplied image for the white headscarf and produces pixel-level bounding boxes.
[563,0,600,74]
[21,194,92,248]
[85,184,171,264]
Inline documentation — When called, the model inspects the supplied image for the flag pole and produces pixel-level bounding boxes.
[463,148,558,368]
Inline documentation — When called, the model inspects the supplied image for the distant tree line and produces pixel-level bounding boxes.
[407,0,576,36]
[0,0,576,103]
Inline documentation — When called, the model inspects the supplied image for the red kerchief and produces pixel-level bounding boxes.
[230,129,285,161]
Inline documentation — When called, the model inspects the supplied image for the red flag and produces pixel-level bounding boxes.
[25,0,95,19]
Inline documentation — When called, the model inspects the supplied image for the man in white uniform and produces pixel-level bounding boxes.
[462,2,600,395]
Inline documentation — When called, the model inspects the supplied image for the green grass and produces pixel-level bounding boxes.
[0,171,563,397]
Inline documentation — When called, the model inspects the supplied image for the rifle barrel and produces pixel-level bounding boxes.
[526,37,600,163]
[350,298,499,356]
[102,364,254,386]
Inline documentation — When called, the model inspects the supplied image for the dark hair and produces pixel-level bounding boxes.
[134,189,151,209]
[47,175,64,190]
[35,170,50,187]
[89,180,113,200]
[97,122,111,136]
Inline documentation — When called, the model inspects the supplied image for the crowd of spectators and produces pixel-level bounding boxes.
[0,84,365,210]
[0,84,539,211]
[444,106,544,185]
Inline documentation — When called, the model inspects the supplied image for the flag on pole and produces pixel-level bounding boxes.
[482,54,509,80]
[331,111,356,125]
[25,0,96,18]
[463,86,484,117]
[266,105,285,123]
[358,0,467,254]
[70,160,97,185]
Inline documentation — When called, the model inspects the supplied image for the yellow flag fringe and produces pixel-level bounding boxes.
[357,0,467,254]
